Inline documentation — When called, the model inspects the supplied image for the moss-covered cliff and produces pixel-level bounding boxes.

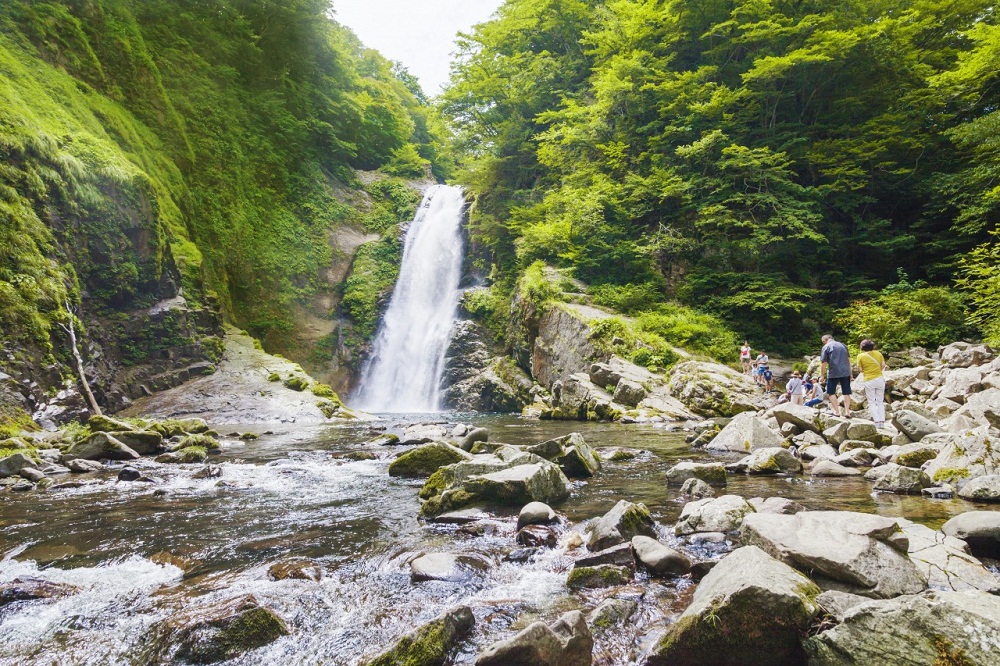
[0,0,447,431]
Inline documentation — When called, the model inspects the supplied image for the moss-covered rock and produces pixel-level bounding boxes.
[144,595,288,664]
[566,564,632,590]
[665,461,727,486]
[87,414,137,433]
[366,606,474,666]
[646,546,819,666]
[175,434,221,453]
[388,442,472,478]
[65,432,141,461]
[283,375,309,391]
[108,430,163,455]
[156,446,207,464]
[585,500,657,551]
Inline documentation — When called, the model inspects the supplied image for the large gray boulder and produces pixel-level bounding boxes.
[935,365,985,404]
[642,546,820,666]
[674,495,756,535]
[665,461,727,486]
[0,452,36,477]
[771,403,829,435]
[941,511,1000,559]
[898,519,1000,593]
[889,442,942,468]
[612,379,647,407]
[526,432,601,478]
[940,341,994,368]
[585,500,657,551]
[957,475,1000,503]
[944,387,1000,430]
[923,426,1000,487]
[410,553,486,583]
[365,606,474,666]
[740,511,926,598]
[462,463,571,507]
[811,460,862,477]
[705,412,785,453]
[666,361,762,417]
[631,536,692,576]
[476,610,593,666]
[804,590,1000,665]
[743,447,802,474]
[890,410,942,441]
[64,432,140,461]
[873,465,932,494]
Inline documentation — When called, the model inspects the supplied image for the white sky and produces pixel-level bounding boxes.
[331,0,504,97]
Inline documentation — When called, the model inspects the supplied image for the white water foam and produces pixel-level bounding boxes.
[352,185,466,412]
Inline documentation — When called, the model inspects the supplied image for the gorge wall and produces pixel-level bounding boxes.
[0,0,447,432]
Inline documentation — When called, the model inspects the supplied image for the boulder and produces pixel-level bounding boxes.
[388,442,473,478]
[941,511,1000,559]
[476,610,593,666]
[799,444,838,462]
[889,442,942,468]
[108,430,163,455]
[462,463,571,507]
[642,546,820,666]
[923,425,1000,486]
[748,497,805,515]
[666,361,763,417]
[957,475,1000,503]
[804,591,1000,665]
[410,553,487,583]
[891,410,942,441]
[811,460,863,477]
[458,428,489,451]
[743,447,802,474]
[268,559,323,582]
[590,355,660,391]
[832,448,874,467]
[87,414,136,433]
[679,477,715,498]
[873,465,932,494]
[705,412,785,453]
[517,525,557,548]
[0,452,36,477]
[665,461,727,486]
[144,595,288,664]
[574,543,635,569]
[771,403,829,434]
[739,511,925,598]
[117,467,142,482]
[935,365,985,404]
[366,606,475,666]
[898,519,1000,593]
[814,590,871,622]
[517,501,556,529]
[585,500,657,551]
[155,447,208,464]
[631,536,691,575]
[944,387,1000,429]
[588,598,637,630]
[612,379,647,407]
[674,495,756,536]
[566,564,632,589]
[0,577,79,607]
[65,458,103,473]
[65,432,140,461]
[400,424,449,446]
[940,341,994,368]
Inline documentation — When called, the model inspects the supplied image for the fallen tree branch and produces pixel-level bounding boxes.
[58,300,102,417]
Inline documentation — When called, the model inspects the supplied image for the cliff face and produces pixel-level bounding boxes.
[0,0,444,432]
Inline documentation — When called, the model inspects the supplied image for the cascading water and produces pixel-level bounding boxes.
[352,184,465,412]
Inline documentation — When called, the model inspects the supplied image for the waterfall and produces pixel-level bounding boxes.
[352,185,466,412]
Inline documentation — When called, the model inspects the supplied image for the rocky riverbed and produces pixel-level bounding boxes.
[1,340,998,665]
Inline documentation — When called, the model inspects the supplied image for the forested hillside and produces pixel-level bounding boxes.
[444,0,1000,354]
[0,0,447,432]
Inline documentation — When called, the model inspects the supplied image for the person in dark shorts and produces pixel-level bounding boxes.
[820,334,852,417]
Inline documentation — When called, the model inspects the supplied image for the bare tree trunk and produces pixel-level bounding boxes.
[59,301,102,417]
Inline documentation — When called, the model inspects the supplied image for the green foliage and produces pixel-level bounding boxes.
[0,0,449,371]
[957,232,1000,346]
[517,261,564,309]
[589,317,679,369]
[635,305,740,362]
[835,286,973,352]
[362,178,422,233]
[443,0,998,350]
[310,382,341,403]
[340,227,403,340]
[283,375,309,392]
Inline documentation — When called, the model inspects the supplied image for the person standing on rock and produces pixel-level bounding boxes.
[787,371,805,405]
[820,334,852,417]
[740,340,752,374]
[856,338,887,428]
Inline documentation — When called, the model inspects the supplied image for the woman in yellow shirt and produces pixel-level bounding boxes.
[856,339,887,427]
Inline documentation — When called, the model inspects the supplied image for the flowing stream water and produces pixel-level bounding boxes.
[0,416,983,665]
[353,185,466,413]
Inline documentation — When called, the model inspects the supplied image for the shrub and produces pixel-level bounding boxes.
[835,285,973,352]
[517,261,563,309]
[635,305,739,362]
[957,232,1000,346]
[589,282,664,314]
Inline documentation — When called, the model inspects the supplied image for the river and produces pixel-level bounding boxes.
[0,415,978,665]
